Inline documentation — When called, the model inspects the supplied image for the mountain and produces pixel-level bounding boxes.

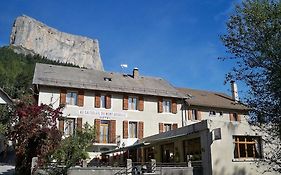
[10,15,104,70]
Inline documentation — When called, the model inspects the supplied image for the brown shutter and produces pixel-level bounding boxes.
[95,93,101,108]
[158,97,163,113]
[138,96,144,111]
[77,118,82,132]
[173,123,178,130]
[237,114,241,122]
[77,90,84,107]
[94,119,101,143]
[109,120,116,143]
[123,95,128,110]
[159,123,164,133]
[172,99,177,114]
[138,121,144,139]
[188,110,192,120]
[229,113,234,121]
[59,120,64,133]
[106,94,111,109]
[197,110,202,121]
[60,89,67,105]
[123,120,128,139]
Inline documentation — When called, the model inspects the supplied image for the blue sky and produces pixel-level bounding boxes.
[0,0,245,96]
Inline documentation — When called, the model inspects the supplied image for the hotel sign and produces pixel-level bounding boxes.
[78,110,127,120]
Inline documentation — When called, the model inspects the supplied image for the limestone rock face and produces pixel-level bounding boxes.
[10,15,104,70]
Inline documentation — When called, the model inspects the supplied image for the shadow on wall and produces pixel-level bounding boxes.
[213,159,251,175]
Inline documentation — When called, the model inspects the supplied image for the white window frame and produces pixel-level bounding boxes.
[163,99,171,113]
[66,91,78,106]
[209,111,216,116]
[129,121,138,138]
[164,123,172,132]
[64,118,75,136]
[100,95,106,108]
[128,96,138,110]
[191,109,198,120]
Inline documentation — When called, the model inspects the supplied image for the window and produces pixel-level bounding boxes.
[209,111,216,116]
[219,112,223,116]
[191,109,198,120]
[233,113,238,121]
[100,120,109,143]
[100,95,106,108]
[183,138,202,161]
[128,97,138,110]
[233,136,262,159]
[164,124,172,132]
[64,118,75,136]
[129,121,138,138]
[163,99,171,113]
[66,92,78,105]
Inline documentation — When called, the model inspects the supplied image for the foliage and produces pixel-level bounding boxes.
[221,0,281,172]
[0,46,78,99]
[7,98,63,175]
[45,123,95,175]
[0,104,11,135]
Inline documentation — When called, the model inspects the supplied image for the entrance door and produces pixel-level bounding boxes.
[100,120,109,143]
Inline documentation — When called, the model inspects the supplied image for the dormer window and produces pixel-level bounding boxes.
[104,77,112,82]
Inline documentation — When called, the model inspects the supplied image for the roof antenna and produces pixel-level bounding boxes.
[120,64,128,75]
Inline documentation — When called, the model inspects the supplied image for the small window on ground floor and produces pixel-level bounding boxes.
[233,136,262,159]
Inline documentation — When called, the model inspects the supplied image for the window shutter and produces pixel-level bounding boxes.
[159,123,164,133]
[109,120,116,143]
[237,114,241,122]
[59,120,64,133]
[123,120,128,139]
[95,93,101,108]
[158,97,163,113]
[106,94,111,109]
[77,90,84,107]
[60,89,67,105]
[138,96,144,111]
[197,110,202,120]
[94,119,101,143]
[138,121,144,139]
[123,95,128,110]
[172,99,177,114]
[77,118,82,132]
[173,123,178,130]
[229,113,234,121]
[188,110,192,120]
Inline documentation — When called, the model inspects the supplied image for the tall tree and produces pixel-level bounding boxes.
[221,0,281,172]
[221,0,281,131]
[7,97,63,175]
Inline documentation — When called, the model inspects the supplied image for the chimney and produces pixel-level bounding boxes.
[231,80,239,102]
[133,68,139,78]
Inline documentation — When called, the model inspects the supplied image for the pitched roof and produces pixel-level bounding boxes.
[177,87,249,111]
[33,63,183,98]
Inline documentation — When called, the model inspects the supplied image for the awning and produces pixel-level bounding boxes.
[101,142,150,155]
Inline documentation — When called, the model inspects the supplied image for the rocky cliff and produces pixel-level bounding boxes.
[10,15,104,70]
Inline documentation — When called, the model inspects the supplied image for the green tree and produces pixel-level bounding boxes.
[221,0,281,172]
[45,123,95,175]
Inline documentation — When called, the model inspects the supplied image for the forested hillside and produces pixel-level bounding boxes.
[0,47,78,99]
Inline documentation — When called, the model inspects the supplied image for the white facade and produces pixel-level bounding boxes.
[37,86,184,152]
